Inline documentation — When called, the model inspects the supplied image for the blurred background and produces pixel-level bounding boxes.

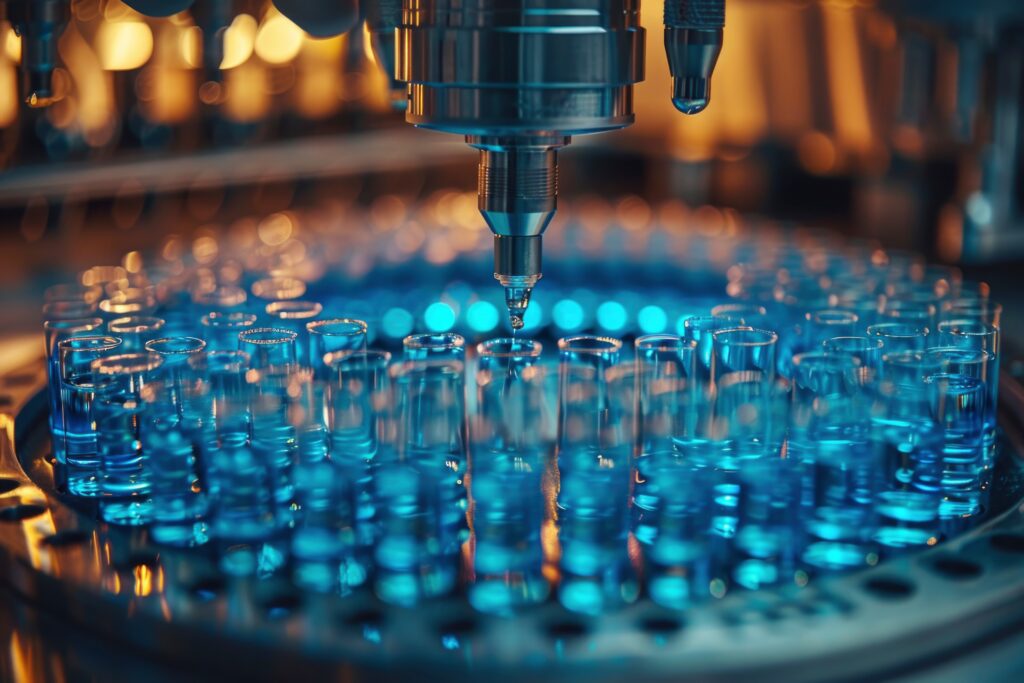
[0,0,1021,330]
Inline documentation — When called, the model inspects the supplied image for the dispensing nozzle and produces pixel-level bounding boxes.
[471,136,565,331]
[664,0,725,115]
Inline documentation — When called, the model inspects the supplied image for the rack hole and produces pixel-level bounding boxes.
[990,533,1024,554]
[863,576,915,599]
[341,607,384,629]
[929,555,982,580]
[0,504,47,522]
[0,478,20,494]
[40,530,91,547]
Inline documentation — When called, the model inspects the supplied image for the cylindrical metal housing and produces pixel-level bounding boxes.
[398,0,645,135]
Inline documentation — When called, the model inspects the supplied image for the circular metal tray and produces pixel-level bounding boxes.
[2,350,1024,682]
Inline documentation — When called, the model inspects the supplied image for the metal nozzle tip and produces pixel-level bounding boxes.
[672,77,711,115]
[504,285,533,332]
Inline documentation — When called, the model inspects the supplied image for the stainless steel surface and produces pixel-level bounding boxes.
[663,0,725,114]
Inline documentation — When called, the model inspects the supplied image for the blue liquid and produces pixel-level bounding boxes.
[373,463,459,606]
[59,376,101,496]
[141,409,208,547]
[733,458,803,589]
[870,415,943,549]
[469,448,548,615]
[292,460,365,594]
[557,447,635,615]
[204,441,278,545]
[95,393,152,526]
[793,425,880,571]
[634,458,712,610]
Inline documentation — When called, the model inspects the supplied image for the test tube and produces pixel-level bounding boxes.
[403,332,466,362]
[867,322,930,353]
[44,317,104,453]
[58,335,122,496]
[238,327,299,369]
[710,303,769,328]
[870,351,944,550]
[709,328,779,465]
[393,358,468,540]
[98,287,158,320]
[683,316,741,433]
[200,311,257,351]
[804,310,859,351]
[307,318,369,378]
[937,319,1000,417]
[265,300,323,365]
[251,276,307,307]
[925,372,986,522]
[790,351,878,571]
[939,299,1002,327]
[633,334,711,609]
[108,316,166,353]
[139,379,209,547]
[469,340,549,614]
[734,456,804,589]
[823,336,884,387]
[145,336,207,417]
[191,285,247,315]
[325,349,394,549]
[556,335,636,615]
[92,352,164,526]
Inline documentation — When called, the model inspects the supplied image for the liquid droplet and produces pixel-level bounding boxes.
[509,315,524,331]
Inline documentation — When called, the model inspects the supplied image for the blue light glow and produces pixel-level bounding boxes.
[381,307,414,338]
[638,305,668,334]
[424,302,457,332]
[466,300,499,332]
[597,301,628,332]
[553,299,585,331]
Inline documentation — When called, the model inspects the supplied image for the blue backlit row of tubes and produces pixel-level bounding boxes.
[39,259,1001,615]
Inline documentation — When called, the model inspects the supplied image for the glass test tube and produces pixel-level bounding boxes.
[790,351,878,571]
[191,285,247,315]
[58,335,122,496]
[870,351,944,550]
[556,335,636,615]
[632,334,711,609]
[940,299,1002,327]
[804,310,859,351]
[709,327,780,465]
[251,277,307,306]
[145,336,207,417]
[937,320,1000,433]
[139,378,209,547]
[200,311,257,351]
[469,338,549,614]
[925,371,986,522]
[265,300,323,366]
[307,318,369,378]
[44,317,104,452]
[403,332,466,362]
[92,352,164,526]
[710,303,769,328]
[108,316,166,353]
[823,336,884,386]
[867,322,930,353]
[98,287,158,320]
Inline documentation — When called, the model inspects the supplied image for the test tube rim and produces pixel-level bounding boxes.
[866,321,930,340]
[265,300,324,320]
[823,335,884,354]
[710,327,778,347]
[108,316,166,335]
[710,303,768,319]
[237,327,300,346]
[91,352,165,376]
[402,331,465,351]
[923,345,994,366]
[307,318,370,337]
[937,319,998,338]
[145,336,208,356]
[43,317,104,334]
[200,311,258,329]
[806,308,860,326]
[792,349,863,371]
[58,335,122,355]
[191,284,248,307]
[557,334,622,355]
[635,333,696,353]
[250,276,307,301]
[476,337,543,359]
